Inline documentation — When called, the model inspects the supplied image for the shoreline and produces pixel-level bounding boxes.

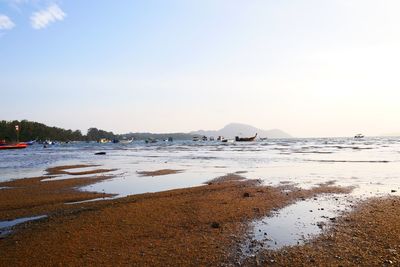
[0,165,398,266]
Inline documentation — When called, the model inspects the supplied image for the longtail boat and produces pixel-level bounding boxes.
[235,133,257,142]
[0,143,28,150]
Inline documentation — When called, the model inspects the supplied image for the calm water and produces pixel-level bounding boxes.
[1,137,400,198]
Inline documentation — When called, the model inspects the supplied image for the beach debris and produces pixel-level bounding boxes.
[95,152,106,155]
[211,222,220,228]
[384,259,393,265]
[317,222,325,229]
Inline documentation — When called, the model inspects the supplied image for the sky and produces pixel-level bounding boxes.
[1,0,400,137]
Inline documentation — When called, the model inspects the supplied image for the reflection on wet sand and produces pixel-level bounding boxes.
[137,169,183,177]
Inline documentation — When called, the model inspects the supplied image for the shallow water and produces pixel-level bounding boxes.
[1,138,399,198]
[243,194,354,253]
[0,215,47,238]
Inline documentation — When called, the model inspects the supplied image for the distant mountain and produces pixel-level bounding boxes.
[191,123,292,139]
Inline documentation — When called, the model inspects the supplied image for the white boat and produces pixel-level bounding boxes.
[44,140,55,145]
[120,138,134,144]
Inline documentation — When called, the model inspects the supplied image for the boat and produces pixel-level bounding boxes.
[209,137,215,141]
[112,139,120,143]
[24,140,36,145]
[354,134,364,139]
[99,138,111,143]
[0,143,28,150]
[202,136,208,141]
[192,136,200,141]
[145,138,158,143]
[235,133,257,142]
[120,138,134,144]
[44,140,56,145]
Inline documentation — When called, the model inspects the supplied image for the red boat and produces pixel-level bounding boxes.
[0,143,28,150]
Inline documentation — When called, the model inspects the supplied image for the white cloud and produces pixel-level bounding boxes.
[30,4,66,30]
[0,14,15,30]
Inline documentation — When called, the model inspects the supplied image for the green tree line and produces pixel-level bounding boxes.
[0,120,116,142]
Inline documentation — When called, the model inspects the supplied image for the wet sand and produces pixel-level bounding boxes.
[0,165,115,220]
[0,165,351,266]
[137,169,183,177]
[46,164,116,176]
[245,196,400,266]
[2,164,399,266]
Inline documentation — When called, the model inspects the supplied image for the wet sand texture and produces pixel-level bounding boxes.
[0,173,349,266]
[0,165,115,220]
[46,164,116,176]
[137,169,183,177]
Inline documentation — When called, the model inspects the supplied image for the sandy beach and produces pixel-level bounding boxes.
[2,164,397,266]
[4,0,400,265]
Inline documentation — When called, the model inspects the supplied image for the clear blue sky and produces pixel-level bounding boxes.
[1,1,400,137]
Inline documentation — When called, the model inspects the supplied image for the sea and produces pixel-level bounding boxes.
[1,137,399,198]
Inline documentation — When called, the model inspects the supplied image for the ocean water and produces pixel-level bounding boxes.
[1,137,400,198]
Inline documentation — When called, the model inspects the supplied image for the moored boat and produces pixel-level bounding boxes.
[44,140,56,145]
[24,140,36,145]
[145,138,158,143]
[0,143,28,150]
[354,134,364,139]
[120,138,134,144]
[235,133,257,142]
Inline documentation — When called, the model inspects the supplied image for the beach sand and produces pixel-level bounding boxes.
[0,165,397,266]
